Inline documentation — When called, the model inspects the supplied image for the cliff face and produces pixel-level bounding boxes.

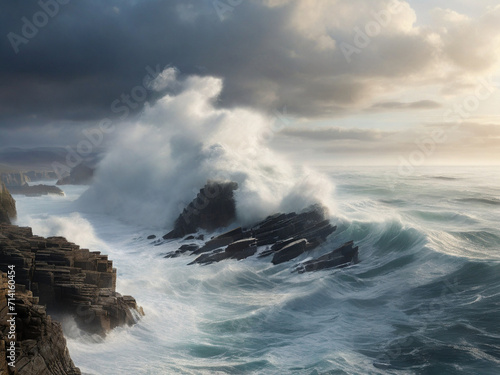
[1,173,64,198]
[0,183,16,224]
[0,273,81,375]
[0,225,143,336]
[0,173,30,188]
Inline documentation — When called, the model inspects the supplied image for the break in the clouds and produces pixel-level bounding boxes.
[370,100,442,110]
[281,127,391,142]
[0,0,499,164]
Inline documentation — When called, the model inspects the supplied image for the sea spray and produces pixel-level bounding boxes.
[77,69,335,229]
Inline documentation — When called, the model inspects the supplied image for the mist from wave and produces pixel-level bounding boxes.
[76,69,335,230]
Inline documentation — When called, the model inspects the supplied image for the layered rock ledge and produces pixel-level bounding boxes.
[0,225,143,336]
[1,184,142,373]
[161,181,359,272]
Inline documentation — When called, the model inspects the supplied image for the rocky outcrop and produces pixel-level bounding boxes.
[163,181,238,239]
[1,171,64,197]
[0,225,143,336]
[294,241,359,273]
[0,171,58,186]
[56,165,94,186]
[7,185,64,197]
[162,198,358,272]
[0,272,81,375]
[0,183,16,224]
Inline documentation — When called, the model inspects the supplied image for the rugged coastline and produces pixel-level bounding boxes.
[0,185,143,374]
[1,171,64,197]
[160,181,360,272]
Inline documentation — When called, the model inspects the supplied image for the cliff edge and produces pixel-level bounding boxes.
[0,183,16,224]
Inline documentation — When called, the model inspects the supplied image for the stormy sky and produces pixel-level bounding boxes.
[1,0,499,165]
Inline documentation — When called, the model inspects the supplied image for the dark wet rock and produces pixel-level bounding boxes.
[164,243,200,258]
[296,241,359,273]
[184,235,195,240]
[56,164,94,185]
[179,244,200,252]
[0,224,144,336]
[160,182,359,271]
[192,237,235,255]
[163,181,238,239]
[185,204,345,267]
[272,239,308,265]
[231,245,258,260]
[225,238,257,253]
[214,227,246,241]
[0,182,16,224]
[189,245,257,265]
[147,235,156,240]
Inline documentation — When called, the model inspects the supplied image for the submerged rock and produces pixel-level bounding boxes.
[295,241,359,273]
[164,243,200,258]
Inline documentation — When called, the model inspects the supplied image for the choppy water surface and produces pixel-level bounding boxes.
[13,167,500,374]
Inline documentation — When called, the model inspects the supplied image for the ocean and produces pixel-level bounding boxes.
[13,166,500,375]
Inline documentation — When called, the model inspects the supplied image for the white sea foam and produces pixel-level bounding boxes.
[78,69,335,229]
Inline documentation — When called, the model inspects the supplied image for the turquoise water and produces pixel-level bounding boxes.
[13,167,500,374]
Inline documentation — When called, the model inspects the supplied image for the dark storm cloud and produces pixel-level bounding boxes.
[1,0,306,131]
[1,0,499,148]
[0,0,423,132]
